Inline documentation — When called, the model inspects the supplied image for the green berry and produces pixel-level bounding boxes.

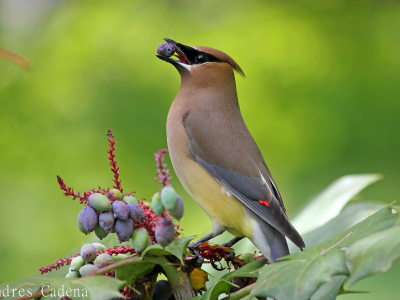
[132,227,149,253]
[79,264,99,277]
[77,220,88,234]
[111,253,128,261]
[94,253,114,268]
[70,256,85,272]
[240,253,255,265]
[66,271,80,278]
[108,189,123,201]
[152,192,165,215]
[88,193,111,212]
[92,243,107,252]
[161,186,177,210]
[123,195,138,205]
[94,223,108,239]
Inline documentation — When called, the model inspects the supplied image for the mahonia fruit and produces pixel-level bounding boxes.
[112,201,129,220]
[128,203,145,222]
[161,186,177,210]
[114,219,134,242]
[155,218,175,247]
[77,206,98,234]
[88,193,111,212]
[80,244,97,262]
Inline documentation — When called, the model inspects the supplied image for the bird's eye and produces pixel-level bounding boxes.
[196,54,206,63]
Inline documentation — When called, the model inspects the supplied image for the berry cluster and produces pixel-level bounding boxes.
[65,243,115,278]
[41,130,183,276]
[39,129,259,299]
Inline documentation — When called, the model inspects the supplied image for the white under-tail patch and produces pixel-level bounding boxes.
[251,219,272,261]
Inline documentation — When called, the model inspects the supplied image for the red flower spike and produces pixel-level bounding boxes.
[154,149,172,187]
[107,128,123,192]
[39,254,78,274]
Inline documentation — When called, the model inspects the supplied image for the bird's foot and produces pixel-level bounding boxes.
[210,260,226,271]
[187,244,204,268]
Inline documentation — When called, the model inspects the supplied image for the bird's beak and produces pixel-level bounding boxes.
[156,38,190,66]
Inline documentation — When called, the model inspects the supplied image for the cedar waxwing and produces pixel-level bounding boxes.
[157,38,305,263]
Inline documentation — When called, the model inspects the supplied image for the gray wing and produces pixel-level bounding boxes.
[183,110,305,249]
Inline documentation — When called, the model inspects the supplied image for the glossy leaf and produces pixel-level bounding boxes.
[291,174,382,234]
[345,225,400,289]
[250,249,348,300]
[114,258,155,285]
[142,235,195,263]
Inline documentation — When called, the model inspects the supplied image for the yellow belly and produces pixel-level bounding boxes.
[167,107,254,239]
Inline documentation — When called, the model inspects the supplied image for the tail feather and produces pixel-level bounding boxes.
[246,207,289,263]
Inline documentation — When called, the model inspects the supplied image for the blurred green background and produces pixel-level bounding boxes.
[1,0,399,298]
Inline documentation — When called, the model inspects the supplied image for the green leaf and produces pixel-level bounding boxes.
[291,174,382,235]
[290,205,398,261]
[291,202,386,253]
[114,258,155,285]
[196,279,236,300]
[310,275,346,300]
[142,235,195,263]
[220,258,268,281]
[345,225,400,289]
[0,276,124,300]
[250,248,348,300]
[141,244,172,257]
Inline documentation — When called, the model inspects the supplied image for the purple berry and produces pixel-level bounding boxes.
[112,201,129,220]
[168,194,184,220]
[128,203,145,222]
[77,206,98,234]
[153,280,172,300]
[80,243,97,262]
[99,211,115,232]
[155,218,175,247]
[114,219,134,242]
[157,43,175,57]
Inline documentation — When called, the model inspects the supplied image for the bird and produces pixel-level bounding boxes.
[157,38,305,263]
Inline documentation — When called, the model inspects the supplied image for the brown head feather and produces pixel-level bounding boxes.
[191,46,245,77]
